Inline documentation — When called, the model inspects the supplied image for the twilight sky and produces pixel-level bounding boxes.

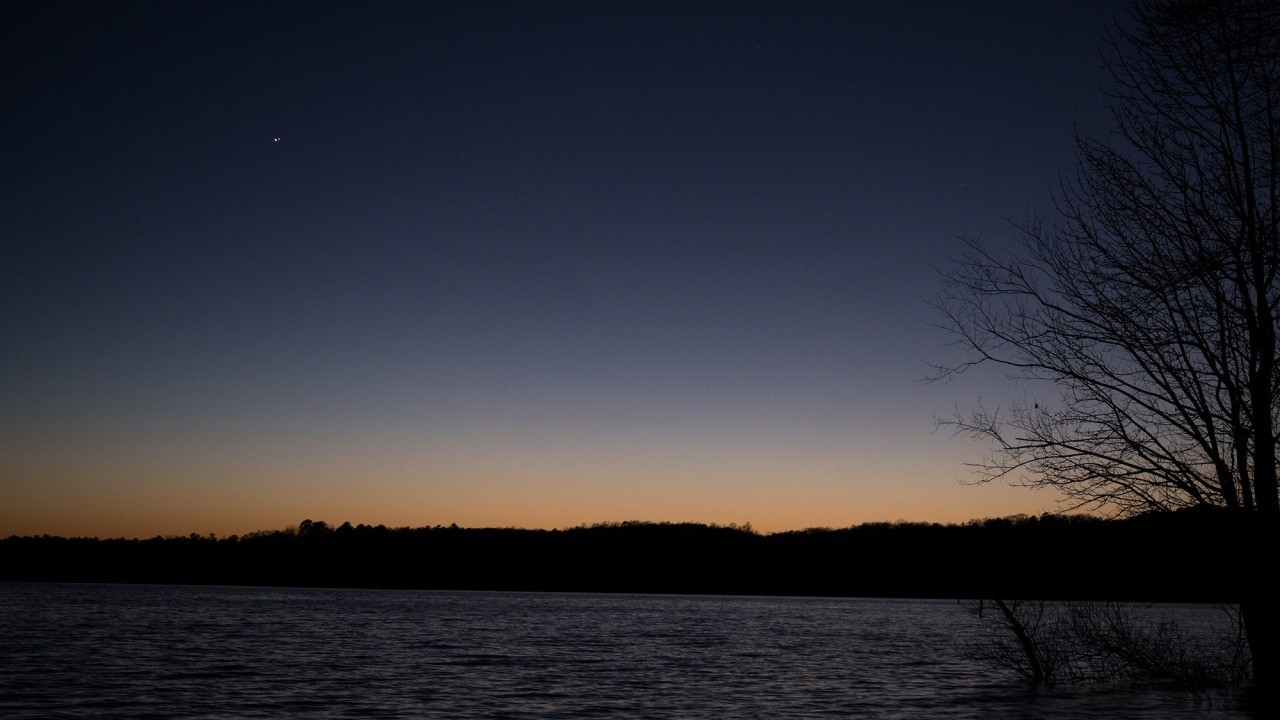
[3,0,1126,538]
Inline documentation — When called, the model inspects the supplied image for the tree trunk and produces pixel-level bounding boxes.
[993,599,1045,684]
[1241,513,1279,702]
[1250,337,1278,513]
[1242,597,1278,704]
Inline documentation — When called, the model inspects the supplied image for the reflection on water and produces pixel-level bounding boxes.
[0,583,1256,718]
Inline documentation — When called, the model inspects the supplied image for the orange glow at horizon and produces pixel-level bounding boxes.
[1,424,1062,539]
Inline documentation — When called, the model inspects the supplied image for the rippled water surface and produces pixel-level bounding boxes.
[0,583,1255,718]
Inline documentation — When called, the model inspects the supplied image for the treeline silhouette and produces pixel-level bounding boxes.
[2,511,1270,601]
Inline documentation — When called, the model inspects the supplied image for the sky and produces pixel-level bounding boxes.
[2,0,1128,538]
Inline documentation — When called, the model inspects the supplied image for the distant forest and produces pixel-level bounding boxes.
[3,511,1271,602]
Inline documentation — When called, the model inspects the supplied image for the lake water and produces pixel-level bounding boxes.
[0,583,1256,718]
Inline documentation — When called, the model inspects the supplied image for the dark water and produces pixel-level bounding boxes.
[0,583,1254,718]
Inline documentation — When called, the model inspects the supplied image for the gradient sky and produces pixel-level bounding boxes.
[3,0,1126,538]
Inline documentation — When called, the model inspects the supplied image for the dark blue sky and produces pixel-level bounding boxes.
[3,0,1125,536]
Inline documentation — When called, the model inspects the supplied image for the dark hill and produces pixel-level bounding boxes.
[2,512,1270,602]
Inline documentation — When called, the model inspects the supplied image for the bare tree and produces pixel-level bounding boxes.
[962,599,1074,685]
[1067,601,1252,689]
[934,0,1280,689]
[963,600,1252,692]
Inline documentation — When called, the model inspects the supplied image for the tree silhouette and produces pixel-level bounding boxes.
[934,0,1280,691]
